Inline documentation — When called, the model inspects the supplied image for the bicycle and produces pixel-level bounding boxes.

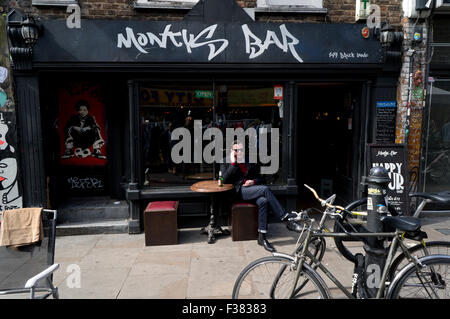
[333,191,450,278]
[232,185,450,299]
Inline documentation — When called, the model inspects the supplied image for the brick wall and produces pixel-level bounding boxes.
[325,0,402,25]
[4,0,402,25]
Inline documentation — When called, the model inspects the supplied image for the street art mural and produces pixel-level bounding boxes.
[0,15,22,210]
[57,82,107,195]
[58,82,107,166]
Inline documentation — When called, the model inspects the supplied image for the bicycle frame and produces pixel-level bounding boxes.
[284,185,443,299]
[288,216,427,299]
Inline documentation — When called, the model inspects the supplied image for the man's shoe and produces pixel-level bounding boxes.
[286,220,303,233]
[281,212,298,221]
[258,237,276,253]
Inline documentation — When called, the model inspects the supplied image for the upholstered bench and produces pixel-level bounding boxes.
[231,202,258,241]
[144,201,179,246]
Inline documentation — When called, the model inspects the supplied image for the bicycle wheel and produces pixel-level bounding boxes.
[333,198,368,263]
[232,256,329,299]
[270,237,326,297]
[388,255,450,299]
[388,241,450,281]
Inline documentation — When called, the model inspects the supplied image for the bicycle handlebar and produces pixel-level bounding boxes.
[304,184,346,211]
[288,184,363,223]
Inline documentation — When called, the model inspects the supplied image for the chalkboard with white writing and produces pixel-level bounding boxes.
[375,101,397,144]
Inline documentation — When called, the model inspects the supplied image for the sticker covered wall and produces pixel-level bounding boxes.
[0,15,22,210]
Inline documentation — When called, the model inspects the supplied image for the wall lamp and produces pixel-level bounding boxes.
[379,22,403,47]
[377,22,403,59]
[7,9,42,70]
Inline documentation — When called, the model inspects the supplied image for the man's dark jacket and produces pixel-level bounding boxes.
[220,159,263,197]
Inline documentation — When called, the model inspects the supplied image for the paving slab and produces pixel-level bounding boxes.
[48,215,449,299]
[118,273,188,299]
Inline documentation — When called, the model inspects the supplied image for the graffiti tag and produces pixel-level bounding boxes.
[67,176,104,190]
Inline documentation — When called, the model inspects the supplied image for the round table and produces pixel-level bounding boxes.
[191,180,233,244]
[185,172,214,180]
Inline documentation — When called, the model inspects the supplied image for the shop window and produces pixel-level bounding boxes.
[139,83,284,188]
[431,16,450,66]
[423,80,450,192]
[134,0,198,9]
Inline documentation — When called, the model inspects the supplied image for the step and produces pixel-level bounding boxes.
[57,198,129,223]
[56,219,130,236]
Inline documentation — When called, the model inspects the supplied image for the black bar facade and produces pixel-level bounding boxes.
[8,3,401,233]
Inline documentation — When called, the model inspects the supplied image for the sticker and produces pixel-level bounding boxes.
[361,27,370,39]
[0,67,7,84]
[368,187,382,195]
[274,85,283,100]
[367,198,373,211]
[0,89,7,107]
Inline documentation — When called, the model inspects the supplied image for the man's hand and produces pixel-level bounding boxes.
[243,180,255,187]
[230,151,237,164]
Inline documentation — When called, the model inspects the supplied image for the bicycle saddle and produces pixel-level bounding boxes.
[380,216,421,232]
[409,192,450,203]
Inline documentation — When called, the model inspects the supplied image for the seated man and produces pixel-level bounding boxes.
[220,141,301,252]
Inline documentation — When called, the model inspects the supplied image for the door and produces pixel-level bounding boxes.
[297,83,362,206]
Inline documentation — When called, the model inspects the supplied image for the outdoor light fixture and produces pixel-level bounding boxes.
[6,9,42,70]
[377,21,403,60]
[379,22,403,48]
[20,16,40,47]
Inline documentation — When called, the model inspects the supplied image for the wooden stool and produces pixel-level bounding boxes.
[231,202,258,241]
[144,201,179,246]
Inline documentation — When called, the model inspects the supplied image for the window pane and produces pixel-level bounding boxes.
[216,84,284,185]
[424,80,450,192]
[433,16,450,43]
[140,83,214,187]
[139,83,285,187]
[431,47,450,66]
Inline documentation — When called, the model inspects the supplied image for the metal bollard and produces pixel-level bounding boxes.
[363,166,391,298]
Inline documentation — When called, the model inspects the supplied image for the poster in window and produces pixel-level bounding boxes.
[58,82,107,166]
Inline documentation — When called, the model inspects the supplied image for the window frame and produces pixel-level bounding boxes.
[255,0,327,13]
[133,0,198,10]
[32,0,78,6]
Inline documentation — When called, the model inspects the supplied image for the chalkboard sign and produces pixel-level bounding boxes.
[375,101,397,143]
[367,144,410,215]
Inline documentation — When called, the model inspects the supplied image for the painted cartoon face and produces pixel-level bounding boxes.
[0,158,17,190]
[0,122,9,151]
[78,105,89,118]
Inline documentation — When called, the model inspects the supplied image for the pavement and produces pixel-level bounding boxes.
[51,214,450,299]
